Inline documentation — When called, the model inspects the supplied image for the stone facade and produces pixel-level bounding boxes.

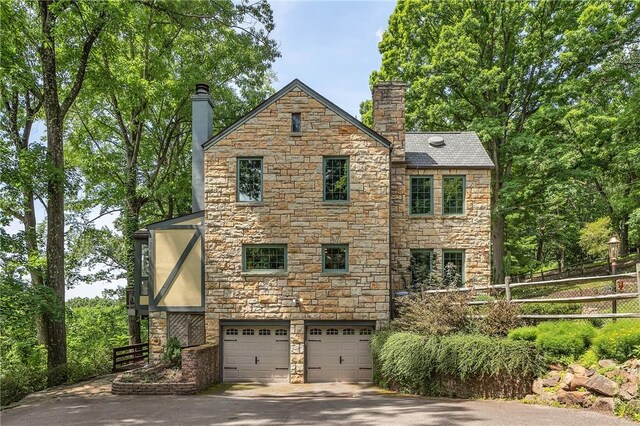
[372,82,492,291]
[390,168,492,290]
[148,310,167,365]
[204,88,391,383]
[145,81,492,383]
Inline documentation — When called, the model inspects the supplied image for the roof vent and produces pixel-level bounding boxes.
[428,136,445,147]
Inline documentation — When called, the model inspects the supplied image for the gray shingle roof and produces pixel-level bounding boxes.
[405,132,494,169]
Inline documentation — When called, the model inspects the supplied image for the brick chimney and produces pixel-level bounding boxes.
[191,83,213,212]
[372,81,406,161]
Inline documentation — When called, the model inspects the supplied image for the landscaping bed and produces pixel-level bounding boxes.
[525,359,639,419]
[111,343,217,395]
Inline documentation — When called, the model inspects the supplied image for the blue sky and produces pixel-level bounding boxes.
[270,0,396,116]
[12,0,397,300]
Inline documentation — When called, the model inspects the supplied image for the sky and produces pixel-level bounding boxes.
[8,0,397,300]
[269,0,396,116]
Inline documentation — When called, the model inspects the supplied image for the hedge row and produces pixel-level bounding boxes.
[371,331,546,397]
[508,319,640,363]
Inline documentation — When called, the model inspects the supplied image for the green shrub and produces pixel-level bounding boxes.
[592,320,640,362]
[534,321,596,358]
[371,331,546,396]
[507,321,597,360]
[579,348,599,368]
[508,326,538,342]
[163,337,182,368]
[519,303,582,316]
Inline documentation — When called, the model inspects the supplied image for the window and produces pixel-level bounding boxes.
[242,329,255,335]
[443,250,465,286]
[323,157,349,201]
[410,249,433,290]
[237,157,263,202]
[343,328,355,335]
[410,176,433,215]
[359,328,372,335]
[258,329,271,336]
[322,244,348,272]
[326,328,339,335]
[242,245,287,272]
[309,328,322,335]
[225,328,238,335]
[140,243,149,296]
[291,113,301,132]
[443,176,465,215]
[275,329,288,336]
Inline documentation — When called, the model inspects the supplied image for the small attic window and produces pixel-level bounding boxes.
[291,113,301,132]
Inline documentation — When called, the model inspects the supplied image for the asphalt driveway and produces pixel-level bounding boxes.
[2,384,635,426]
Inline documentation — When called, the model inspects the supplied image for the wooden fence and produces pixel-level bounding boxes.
[512,256,639,283]
[421,264,640,320]
[112,342,149,372]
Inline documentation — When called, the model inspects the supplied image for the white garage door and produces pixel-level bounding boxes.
[306,325,373,383]
[222,325,289,382]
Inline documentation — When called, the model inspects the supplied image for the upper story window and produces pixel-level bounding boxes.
[443,176,465,215]
[237,157,263,202]
[242,244,287,272]
[291,113,301,132]
[443,249,465,286]
[323,157,349,202]
[322,244,348,273]
[410,249,433,290]
[410,176,433,215]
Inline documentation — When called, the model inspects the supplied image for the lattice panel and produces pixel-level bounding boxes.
[168,313,190,347]
[189,314,205,346]
[168,313,205,347]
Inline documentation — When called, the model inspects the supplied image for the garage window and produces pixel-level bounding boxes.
[226,328,238,335]
[309,328,322,335]
[326,329,339,335]
[275,329,288,336]
[258,329,271,336]
[242,329,255,335]
[343,328,355,335]
[359,329,372,335]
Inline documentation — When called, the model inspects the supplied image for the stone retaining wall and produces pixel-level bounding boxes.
[182,344,218,390]
[112,344,217,395]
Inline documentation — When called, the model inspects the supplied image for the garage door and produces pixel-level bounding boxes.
[222,325,289,382]
[306,325,373,382]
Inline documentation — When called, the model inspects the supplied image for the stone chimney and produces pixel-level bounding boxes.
[372,81,406,161]
[191,83,213,212]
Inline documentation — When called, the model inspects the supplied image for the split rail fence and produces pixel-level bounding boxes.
[422,264,640,320]
[112,342,149,372]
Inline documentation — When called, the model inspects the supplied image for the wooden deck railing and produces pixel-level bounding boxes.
[112,342,149,372]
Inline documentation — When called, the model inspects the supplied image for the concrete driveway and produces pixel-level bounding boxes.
[2,382,635,425]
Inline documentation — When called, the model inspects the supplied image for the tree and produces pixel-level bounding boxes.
[67,0,279,342]
[368,0,639,283]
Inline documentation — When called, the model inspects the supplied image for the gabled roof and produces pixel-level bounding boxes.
[202,79,391,150]
[405,132,494,169]
[146,211,204,230]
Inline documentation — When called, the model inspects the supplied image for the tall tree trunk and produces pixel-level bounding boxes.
[39,0,67,386]
[124,176,141,344]
[491,160,506,285]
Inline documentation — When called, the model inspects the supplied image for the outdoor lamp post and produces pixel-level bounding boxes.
[608,236,621,318]
[609,236,620,275]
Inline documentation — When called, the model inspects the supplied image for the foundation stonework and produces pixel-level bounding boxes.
[149,310,167,365]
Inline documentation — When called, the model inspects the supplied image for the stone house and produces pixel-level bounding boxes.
[132,79,493,384]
